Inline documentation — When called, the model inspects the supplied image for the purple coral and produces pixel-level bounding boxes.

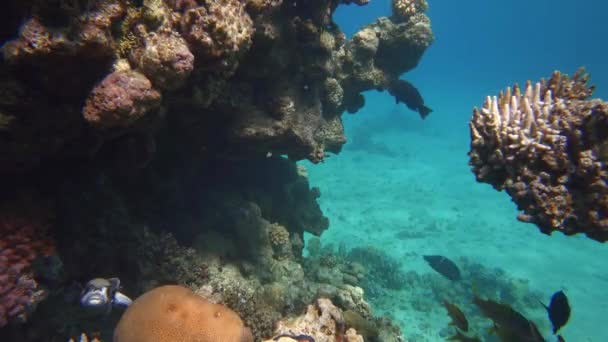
[82,70,162,129]
[0,202,54,327]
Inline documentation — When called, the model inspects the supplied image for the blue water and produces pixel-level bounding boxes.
[304,1,608,341]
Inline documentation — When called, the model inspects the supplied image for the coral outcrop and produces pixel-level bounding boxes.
[83,69,162,129]
[0,0,433,173]
[114,285,253,342]
[469,69,608,242]
[0,0,433,340]
[265,298,364,342]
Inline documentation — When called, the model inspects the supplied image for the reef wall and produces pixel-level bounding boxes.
[0,0,433,340]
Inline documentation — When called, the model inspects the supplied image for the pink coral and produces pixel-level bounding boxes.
[0,201,55,327]
[82,70,162,129]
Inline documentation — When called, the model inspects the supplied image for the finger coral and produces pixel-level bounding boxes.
[469,69,608,241]
[113,285,253,342]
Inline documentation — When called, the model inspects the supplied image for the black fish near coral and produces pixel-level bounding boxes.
[443,301,469,332]
[387,79,433,119]
[423,255,461,281]
[541,290,571,334]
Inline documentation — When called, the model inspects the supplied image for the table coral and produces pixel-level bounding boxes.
[469,68,608,241]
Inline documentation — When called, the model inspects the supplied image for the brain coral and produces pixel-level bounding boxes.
[114,285,253,342]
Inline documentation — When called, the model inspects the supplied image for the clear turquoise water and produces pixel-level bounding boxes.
[303,1,608,341]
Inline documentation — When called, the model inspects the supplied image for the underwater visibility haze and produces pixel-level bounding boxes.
[0,0,607,342]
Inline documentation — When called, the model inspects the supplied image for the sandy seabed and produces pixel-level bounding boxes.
[304,92,608,342]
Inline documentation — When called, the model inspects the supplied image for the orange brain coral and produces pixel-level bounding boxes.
[113,285,253,342]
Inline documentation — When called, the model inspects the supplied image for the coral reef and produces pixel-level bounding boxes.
[304,240,407,296]
[0,197,55,328]
[469,69,608,241]
[0,0,433,340]
[114,285,253,342]
[0,0,433,173]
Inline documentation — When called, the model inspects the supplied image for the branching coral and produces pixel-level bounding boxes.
[469,68,608,241]
[0,199,55,327]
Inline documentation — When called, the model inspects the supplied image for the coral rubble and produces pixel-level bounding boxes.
[469,69,608,241]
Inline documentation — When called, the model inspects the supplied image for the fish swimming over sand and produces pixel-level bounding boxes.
[387,79,433,119]
[443,301,469,332]
[473,295,544,342]
[423,255,461,281]
[541,290,571,334]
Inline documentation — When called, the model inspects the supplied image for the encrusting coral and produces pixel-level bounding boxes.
[113,285,253,342]
[469,68,608,242]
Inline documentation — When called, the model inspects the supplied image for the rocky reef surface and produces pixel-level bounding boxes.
[0,0,433,340]
[469,69,608,242]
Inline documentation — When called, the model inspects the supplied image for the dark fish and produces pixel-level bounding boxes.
[423,255,461,281]
[473,296,544,342]
[556,335,565,342]
[541,290,571,334]
[447,330,481,342]
[387,79,433,119]
[443,301,469,331]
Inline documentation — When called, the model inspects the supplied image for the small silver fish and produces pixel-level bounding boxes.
[80,278,132,314]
